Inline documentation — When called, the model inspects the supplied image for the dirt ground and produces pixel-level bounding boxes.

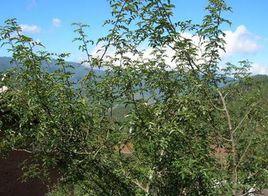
[0,151,48,196]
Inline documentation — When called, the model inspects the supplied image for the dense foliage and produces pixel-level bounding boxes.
[0,0,267,195]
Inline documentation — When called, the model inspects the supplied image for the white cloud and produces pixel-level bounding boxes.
[90,43,106,57]
[250,63,268,75]
[179,26,262,59]
[223,25,261,57]
[87,26,266,74]
[20,24,41,34]
[52,18,61,27]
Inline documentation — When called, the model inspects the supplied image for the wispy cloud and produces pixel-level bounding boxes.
[52,18,61,27]
[20,24,41,34]
[26,0,37,10]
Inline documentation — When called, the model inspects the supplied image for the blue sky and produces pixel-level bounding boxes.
[1,0,268,74]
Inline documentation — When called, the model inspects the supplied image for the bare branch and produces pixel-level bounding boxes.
[13,148,33,154]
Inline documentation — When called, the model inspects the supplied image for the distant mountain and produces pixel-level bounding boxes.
[0,57,103,82]
[2,56,267,95]
[0,57,16,71]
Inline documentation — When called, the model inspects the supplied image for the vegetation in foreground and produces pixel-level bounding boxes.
[0,0,267,195]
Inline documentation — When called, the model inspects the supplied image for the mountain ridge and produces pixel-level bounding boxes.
[0,56,102,82]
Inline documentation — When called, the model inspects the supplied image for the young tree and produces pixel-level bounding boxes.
[0,0,267,195]
[213,62,268,195]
